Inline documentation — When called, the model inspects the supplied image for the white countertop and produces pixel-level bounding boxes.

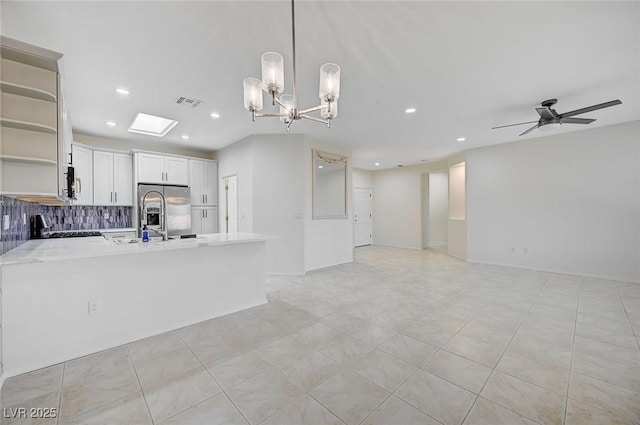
[0,233,272,265]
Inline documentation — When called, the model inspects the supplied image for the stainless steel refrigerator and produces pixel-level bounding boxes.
[138,184,192,237]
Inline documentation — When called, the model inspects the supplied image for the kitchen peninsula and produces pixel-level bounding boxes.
[0,233,269,378]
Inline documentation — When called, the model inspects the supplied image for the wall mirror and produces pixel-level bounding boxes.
[312,150,347,219]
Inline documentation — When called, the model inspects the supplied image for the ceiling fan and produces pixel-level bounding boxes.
[492,98,622,136]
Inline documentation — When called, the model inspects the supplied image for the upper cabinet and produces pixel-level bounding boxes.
[136,152,188,185]
[0,37,71,204]
[71,144,93,205]
[93,151,132,206]
[189,159,218,206]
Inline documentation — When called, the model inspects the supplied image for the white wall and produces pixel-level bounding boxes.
[372,162,449,249]
[466,121,640,282]
[305,139,353,271]
[448,158,467,260]
[353,168,373,188]
[218,135,351,274]
[251,135,305,274]
[428,172,449,247]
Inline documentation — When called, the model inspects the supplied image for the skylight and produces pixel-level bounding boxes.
[128,113,178,137]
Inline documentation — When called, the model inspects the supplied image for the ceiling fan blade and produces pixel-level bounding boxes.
[560,99,622,118]
[492,120,539,129]
[519,124,539,136]
[536,107,557,120]
[560,117,596,125]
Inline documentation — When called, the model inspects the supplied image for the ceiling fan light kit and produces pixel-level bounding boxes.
[493,98,622,136]
[243,0,341,131]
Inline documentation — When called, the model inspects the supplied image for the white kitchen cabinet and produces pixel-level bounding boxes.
[71,144,93,205]
[93,151,132,206]
[189,159,218,206]
[191,206,218,234]
[136,152,188,185]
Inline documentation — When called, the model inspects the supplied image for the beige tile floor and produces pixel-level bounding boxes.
[2,246,639,425]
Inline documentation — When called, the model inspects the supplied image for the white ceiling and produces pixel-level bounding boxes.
[2,1,639,169]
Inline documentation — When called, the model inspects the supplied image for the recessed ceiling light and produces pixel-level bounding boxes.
[116,88,130,96]
[181,134,190,140]
[318,165,324,169]
[374,162,380,166]
[210,112,220,119]
[405,108,416,114]
[128,113,178,137]
[106,121,116,127]
[456,137,466,142]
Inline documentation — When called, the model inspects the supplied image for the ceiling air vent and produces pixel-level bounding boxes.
[175,96,203,108]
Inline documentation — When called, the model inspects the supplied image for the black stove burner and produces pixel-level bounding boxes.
[48,231,103,238]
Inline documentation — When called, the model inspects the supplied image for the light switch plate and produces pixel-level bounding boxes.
[104,212,109,219]
[3,215,9,230]
[23,213,27,225]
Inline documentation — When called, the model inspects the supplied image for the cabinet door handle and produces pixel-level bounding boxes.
[110,192,113,202]
[202,210,205,219]
[76,178,82,194]
[115,192,118,203]
[205,194,208,204]
[202,194,205,204]
[205,209,208,218]
[165,172,168,181]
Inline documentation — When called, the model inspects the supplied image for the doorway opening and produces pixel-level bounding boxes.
[222,174,238,233]
[422,172,449,250]
[354,187,373,247]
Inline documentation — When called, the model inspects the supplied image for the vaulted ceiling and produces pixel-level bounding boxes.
[2,1,638,169]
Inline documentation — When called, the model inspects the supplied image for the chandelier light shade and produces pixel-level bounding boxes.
[261,52,285,95]
[319,63,340,101]
[279,94,295,123]
[243,78,263,112]
[242,0,341,130]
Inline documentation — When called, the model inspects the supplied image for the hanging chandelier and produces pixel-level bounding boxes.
[242,0,341,131]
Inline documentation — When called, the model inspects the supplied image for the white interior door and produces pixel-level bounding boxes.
[223,175,238,233]
[354,187,372,247]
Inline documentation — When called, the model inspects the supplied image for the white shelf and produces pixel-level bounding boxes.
[0,155,57,165]
[0,117,57,134]
[1,80,56,102]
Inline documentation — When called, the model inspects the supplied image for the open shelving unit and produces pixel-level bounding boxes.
[1,36,70,202]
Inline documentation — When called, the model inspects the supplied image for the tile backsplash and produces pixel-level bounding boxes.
[0,196,132,255]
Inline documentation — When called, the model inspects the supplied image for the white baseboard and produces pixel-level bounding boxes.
[466,259,640,284]
[371,243,421,250]
[305,259,353,273]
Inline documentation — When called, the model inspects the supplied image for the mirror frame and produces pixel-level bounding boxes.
[312,150,348,219]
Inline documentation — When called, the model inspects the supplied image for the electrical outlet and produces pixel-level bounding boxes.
[104,212,110,219]
[3,215,9,230]
[88,301,101,315]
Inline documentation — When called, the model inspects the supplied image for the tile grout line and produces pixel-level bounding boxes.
[614,280,640,352]
[124,344,155,425]
[55,362,65,425]
[461,276,550,425]
[175,329,252,425]
[562,276,582,425]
